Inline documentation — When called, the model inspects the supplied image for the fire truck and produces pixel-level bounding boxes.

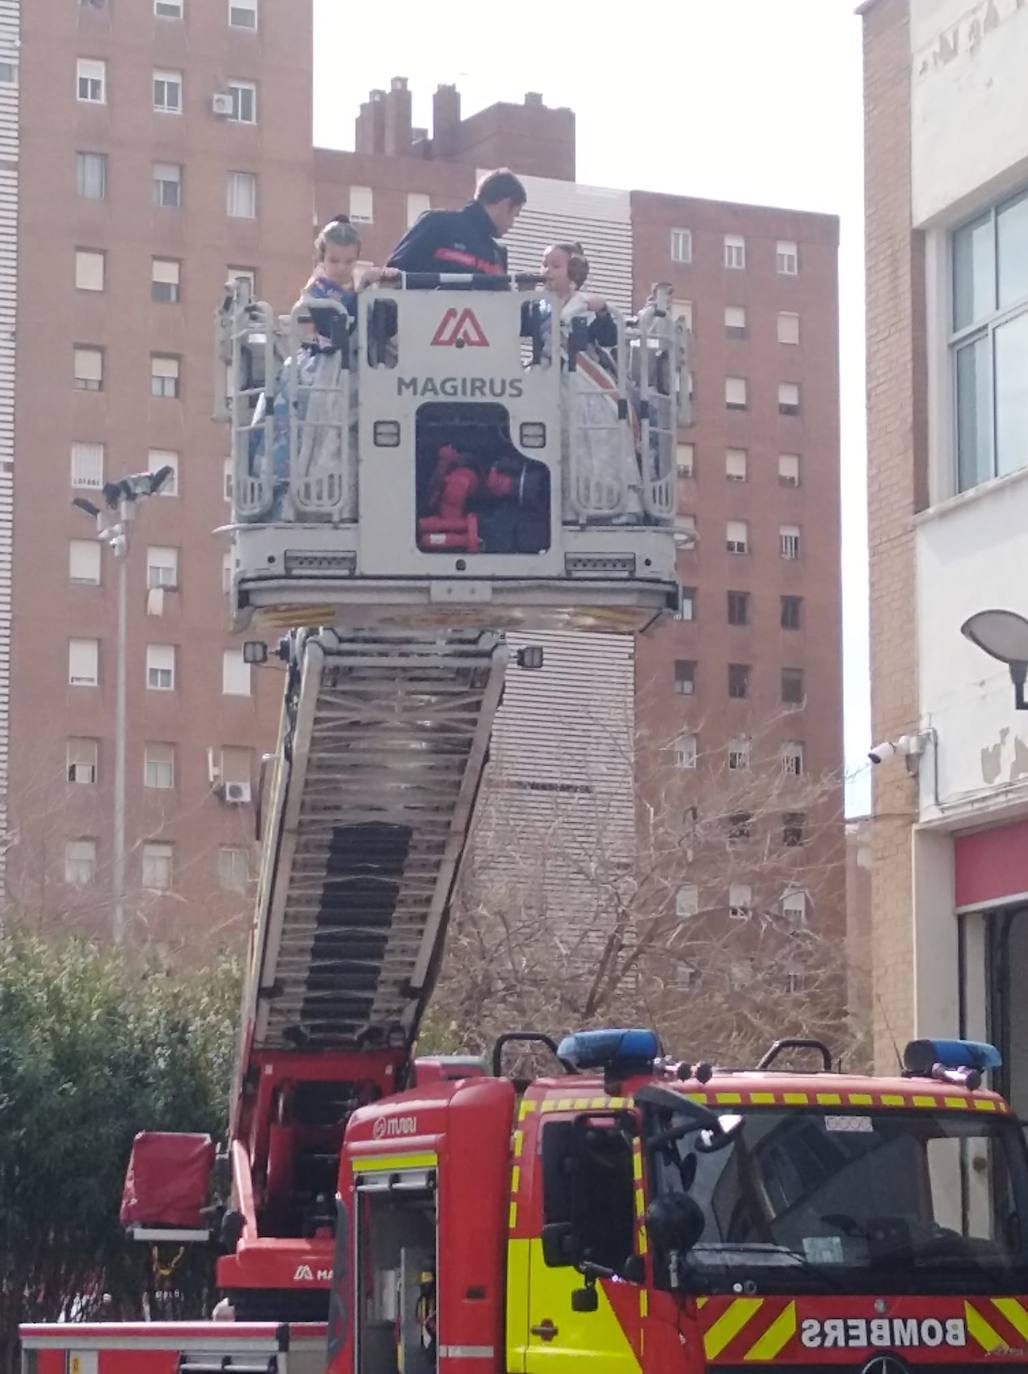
[20,277,1028,1373]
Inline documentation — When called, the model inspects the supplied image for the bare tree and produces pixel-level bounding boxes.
[423,706,869,1072]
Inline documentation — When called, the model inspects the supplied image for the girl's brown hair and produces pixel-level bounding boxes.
[554,241,590,289]
[316,214,362,260]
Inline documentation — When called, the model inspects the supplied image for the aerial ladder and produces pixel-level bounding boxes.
[118,270,686,1320]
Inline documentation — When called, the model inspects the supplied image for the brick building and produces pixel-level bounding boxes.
[862,0,1028,1103]
[0,3,843,968]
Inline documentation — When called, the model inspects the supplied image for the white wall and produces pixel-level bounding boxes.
[911,0,1028,226]
[915,470,1028,821]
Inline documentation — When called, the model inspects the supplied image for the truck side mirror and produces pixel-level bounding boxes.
[541,1221,581,1267]
[571,1285,599,1313]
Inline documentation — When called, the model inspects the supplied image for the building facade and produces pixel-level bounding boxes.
[863,0,1028,1106]
[1,15,843,964]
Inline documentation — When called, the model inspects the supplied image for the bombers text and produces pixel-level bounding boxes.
[800,1318,967,1349]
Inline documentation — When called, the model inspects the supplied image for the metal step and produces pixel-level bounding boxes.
[244,629,507,1053]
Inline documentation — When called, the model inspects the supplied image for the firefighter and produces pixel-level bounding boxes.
[386,169,527,279]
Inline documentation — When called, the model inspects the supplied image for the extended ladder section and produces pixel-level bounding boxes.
[244,628,508,1054]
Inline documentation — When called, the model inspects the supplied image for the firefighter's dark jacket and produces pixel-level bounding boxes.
[387,201,508,277]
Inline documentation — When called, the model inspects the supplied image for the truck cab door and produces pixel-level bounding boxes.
[522,1118,643,1374]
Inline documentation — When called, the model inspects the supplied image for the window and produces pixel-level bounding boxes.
[672,299,694,331]
[781,595,803,630]
[728,663,751,699]
[781,667,805,705]
[725,376,747,411]
[218,846,251,892]
[155,0,183,16]
[778,453,801,487]
[67,738,98,785]
[227,80,257,123]
[146,546,178,590]
[728,736,750,771]
[69,639,99,687]
[778,382,800,416]
[725,448,748,482]
[153,162,182,208]
[77,58,106,104]
[71,442,104,489]
[223,649,252,696]
[540,1118,634,1274]
[953,191,1028,490]
[349,185,373,224]
[670,228,692,264]
[407,192,430,227]
[151,355,180,398]
[783,811,805,847]
[676,883,699,919]
[725,305,747,338]
[727,590,749,626]
[729,816,753,849]
[723,234,746,269]
[779,524,801,560]
[152,259,181,303]
[146,644,175,691]
[75,249,105,292]
[227,170,257,218]
[73,346,103,391]
[69,540,101,586]
[673,660,696,696]
[65,839,97,886]
[229,0,258,26]
[76,151,107,200]
[149,449,179,497]
[153,69,183,114]
[729,883,752,918]
[777,240,799,275]
[675,733,697,769]
[675,585,696,622]
[142,841,174,892]
[221,746,253,787]
[144,743,175,790]
[782,740,805,776]
[782,889,807,924]
[778,311,800,345]
[676,442,694,480]
[726,519,749,554]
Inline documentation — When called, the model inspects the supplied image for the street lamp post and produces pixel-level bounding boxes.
[72,465,174,944]
[960,608,1028,711]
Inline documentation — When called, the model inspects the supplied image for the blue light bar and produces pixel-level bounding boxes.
[904,1038,1002,1076]
[558,1028,661,1074]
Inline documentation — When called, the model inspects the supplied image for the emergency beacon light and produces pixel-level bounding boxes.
[557,1028,662,1075]
[903,1037,1002,1090]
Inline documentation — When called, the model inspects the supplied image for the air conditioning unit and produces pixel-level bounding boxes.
[211,92,234,118]
[222,780,251,805]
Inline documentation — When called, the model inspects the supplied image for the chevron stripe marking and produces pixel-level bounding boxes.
[744,1302,797,1361]
[703,1298,764,1360]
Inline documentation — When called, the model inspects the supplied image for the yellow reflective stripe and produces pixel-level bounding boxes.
[697,1297,709,1308]
[944,1096,968,1109]
[994,1298,1028,1342]
[912,1095,936,1107]
[510,1165,520,1194]
[632,1152,643,1181]
[637,1224,648,1254]
[715,1092,743,1105]
[703,1298,763,1359]
[750,1092,776,1104]
[518,1100,537,1120]
[783,1093,809,1105]
[848,1093,873,1105]
[639,1289,648,1317]
[634,1189,646,1218]
[352,1152,437,1173]
[684,1093,707,1105]
[965,1300,1008,1353]
[975,1098,997,1111]
[513,1131,523,1158]
[880,1094,905,1106]
[745,1302,797,1361]
[508,1200,518,1230]
[816,1093,842,1105]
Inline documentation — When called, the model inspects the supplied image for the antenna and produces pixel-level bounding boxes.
[875,990,903,1073]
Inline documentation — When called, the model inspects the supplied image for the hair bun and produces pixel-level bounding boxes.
[330,213,350,225]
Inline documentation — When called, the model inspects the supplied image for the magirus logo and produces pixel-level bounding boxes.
[293,1263,332,1282]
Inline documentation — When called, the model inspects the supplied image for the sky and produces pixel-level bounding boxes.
[311,0,871,814]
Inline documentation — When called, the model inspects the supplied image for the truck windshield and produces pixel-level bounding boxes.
[652,1108,1028,1294]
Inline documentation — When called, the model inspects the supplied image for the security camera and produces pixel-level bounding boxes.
[868,732,929,765]
[868,740,898,765]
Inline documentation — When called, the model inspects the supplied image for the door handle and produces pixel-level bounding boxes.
[531,1321,559,1341]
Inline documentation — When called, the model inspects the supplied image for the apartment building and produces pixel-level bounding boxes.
[0,17,843,961]
[862,0,1028,1105]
